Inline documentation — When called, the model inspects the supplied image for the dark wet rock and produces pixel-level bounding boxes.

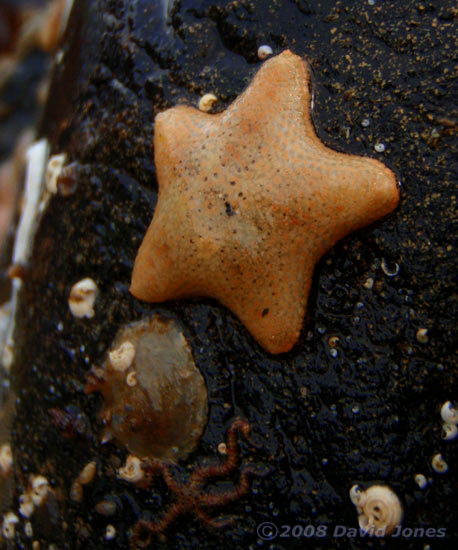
[5,0,458,549]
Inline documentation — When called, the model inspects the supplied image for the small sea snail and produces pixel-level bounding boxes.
[349,484,403,536]
[414,474,428,489]
[442,423,458,441]
[198,93,218,112]
[431,453,448,474]
[440,401,458,425]
[86,315,208,461]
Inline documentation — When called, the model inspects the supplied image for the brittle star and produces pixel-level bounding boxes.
[131,418,262,547]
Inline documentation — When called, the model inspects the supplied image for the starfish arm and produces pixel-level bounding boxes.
[153,105,212,191]
[130,199,202,301]
[329,155,399,235]
[212,254,315,354]
[291,153,399,253]
[223,50,313,139]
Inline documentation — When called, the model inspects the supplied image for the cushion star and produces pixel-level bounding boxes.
[130,50,399,354]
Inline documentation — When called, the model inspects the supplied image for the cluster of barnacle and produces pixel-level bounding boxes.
[2,474,54,541]
[1,173,260,545]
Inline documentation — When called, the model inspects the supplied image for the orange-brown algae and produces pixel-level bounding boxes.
[86,315,208,461]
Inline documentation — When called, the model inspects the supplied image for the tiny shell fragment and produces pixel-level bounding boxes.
[416,328,429,344]
[30,475,49,506]
[414,474,427,489]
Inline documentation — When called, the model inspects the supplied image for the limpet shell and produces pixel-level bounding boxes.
[86,315,208,461]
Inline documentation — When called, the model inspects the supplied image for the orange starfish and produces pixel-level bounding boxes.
[130,50,399,354]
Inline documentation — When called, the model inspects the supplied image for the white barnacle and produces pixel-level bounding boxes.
[2,511,19,540]
[257,45,273,60]
[414,474,428,489]
[198,93,218,112]
[350,484,402,536]
[117,455,144,483]
[68,278,98,318]
[431,453,448,474]
[440,401,458,425]
[108,341,136,372]
[30,474,49,506]
[19,493,34,518]
[45,153,67,194]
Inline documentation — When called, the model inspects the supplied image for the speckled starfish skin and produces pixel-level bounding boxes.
[130,50,399,354]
